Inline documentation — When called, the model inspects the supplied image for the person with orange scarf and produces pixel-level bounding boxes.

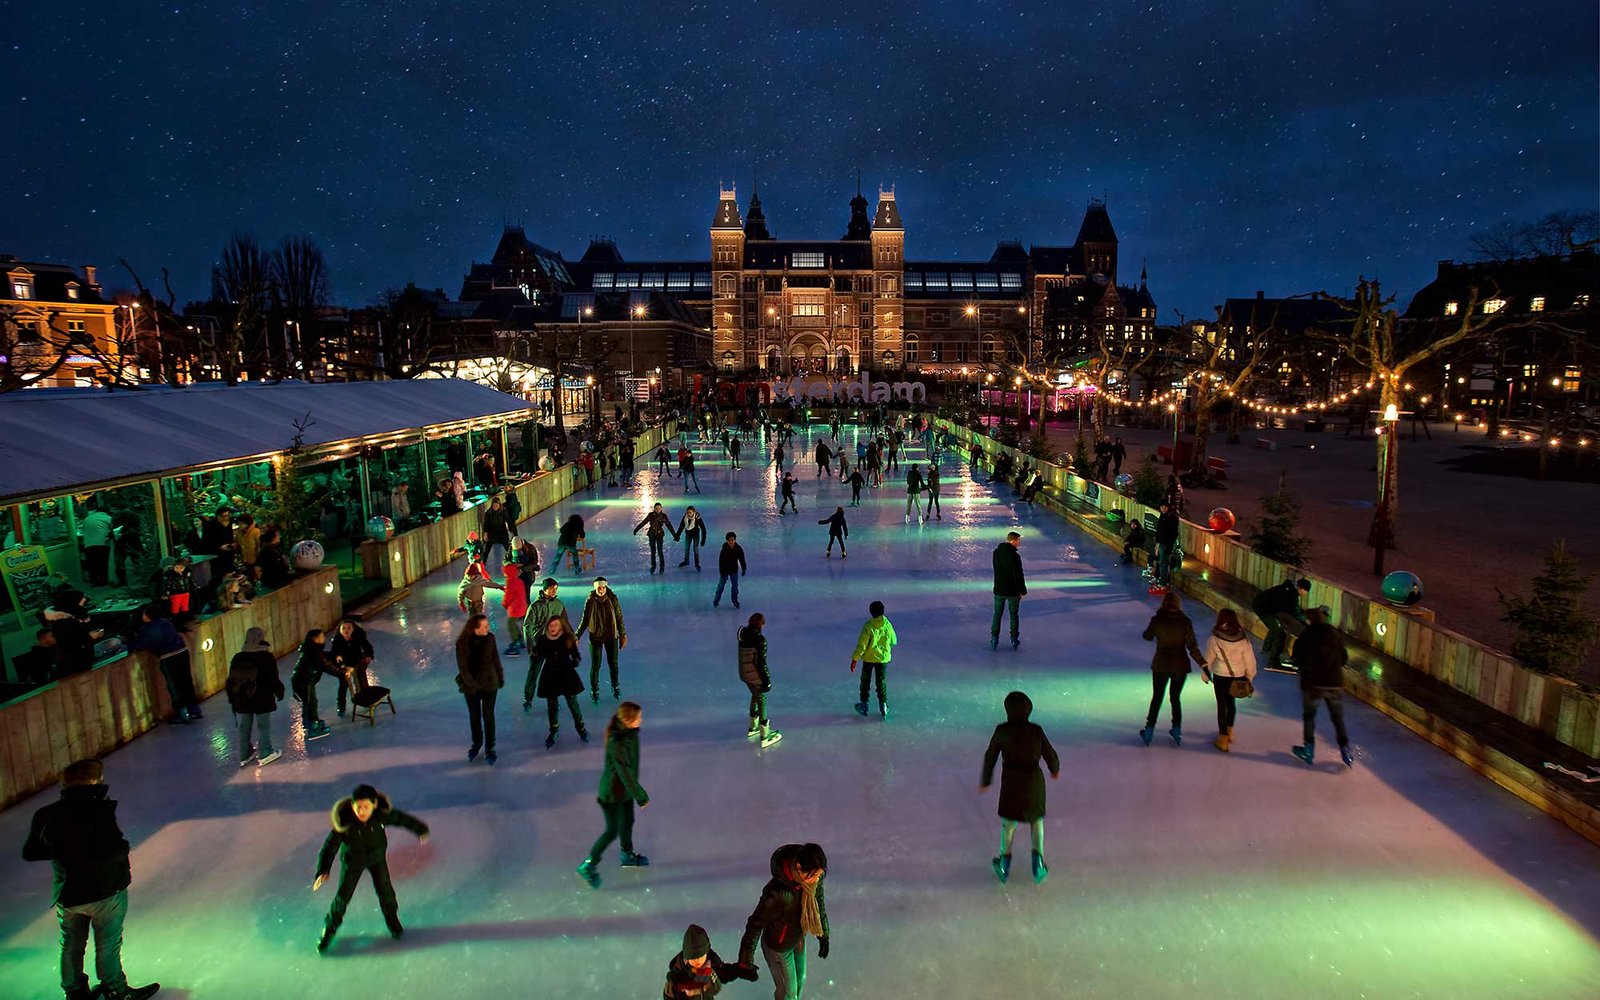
[738,843,829,1000]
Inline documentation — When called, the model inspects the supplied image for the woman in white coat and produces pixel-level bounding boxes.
[1202,608,1257,752]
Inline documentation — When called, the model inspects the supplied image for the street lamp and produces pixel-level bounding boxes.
[630,303,646,402]
[1370,402,1401,576]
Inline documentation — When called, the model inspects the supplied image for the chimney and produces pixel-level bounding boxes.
[83,265,99,289]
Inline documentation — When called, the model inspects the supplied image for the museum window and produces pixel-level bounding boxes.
[1483,298,1506,314]
[615,273,639,288]
[904,273,922,291]
[1443,300,1458,316]
[718,275,736,296]
[976,273,998,290]
[949,273,973,291]
[792,252,825,268]
[1530,295,1545,312]
[694,273,711,289]
[791,302,825,318]
[641,273,665,289]
[880,275,898,295]
[999,273,1022,289]
[67,319,88,345]
[66,285,79,300]
[1564,366,1583,393]
[904,336,919,363]
[922,273,947,291]
[667,273,691,290]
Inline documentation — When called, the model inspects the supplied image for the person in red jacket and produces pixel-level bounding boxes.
[501,563,531,655]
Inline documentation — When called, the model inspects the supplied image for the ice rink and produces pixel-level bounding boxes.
[3,425,1599,999]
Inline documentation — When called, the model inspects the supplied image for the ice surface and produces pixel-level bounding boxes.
[2,425,1599,999]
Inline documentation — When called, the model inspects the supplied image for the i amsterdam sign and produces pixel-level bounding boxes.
[715,370,927,407]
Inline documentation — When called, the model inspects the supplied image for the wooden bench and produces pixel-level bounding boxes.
[1156,445,1174,464]
[1255,438,1277,451]
[565,545,598,572]
[1206,456,1229,479]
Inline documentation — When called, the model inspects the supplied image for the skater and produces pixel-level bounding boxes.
[903,464,923,521]
[478,494,515,571]
[886,433,900,472]
[681,447,702,494]
[125,605,201,723]
[737,843,830,1000]
[836,451,851,483]
[738,613,782,747]
[313,784,429,952]
[290,628,333,742]
[328,619,373,719]
[619,441,635,484]
[850,600,897,718]
[226,627,284,767]
[1120,519,1148,564]
[979,691,1060,885]
[575,702,650,889]
[772,441,785,471]
[531,616,587,748]
[577,577,627,702]
[1202,608,1257,752]
[455,613,504,764]
[847,467,864,506]
[1153,502,1181,586]
[22,759,161,1000]
[663,924,760,998]
[457,562,503,618]
[729,435,743,470]
[634,502,676,575]
[814,438,832,478]
[656,443,675,478]
[1252,577,1311,673]
[818,507,848,557]
[556,514,588,576]
[1292,607,1355,767]
[1139,591,1207,746]
[778,472,798,514]
[923,464,942,520]
[513,535,541,579]
[990,532,1026,650]
[500,562,530,654]
[677,505,708,569]
[713,532,747,609]
[449,529,487,571]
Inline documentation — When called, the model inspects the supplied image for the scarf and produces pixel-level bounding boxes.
[782,860,825,937]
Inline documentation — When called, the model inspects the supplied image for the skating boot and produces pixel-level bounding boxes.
[102,984,161,1000]
[989,634,999,651]
[747,717,761,739]
[576,857,602,889]
[1011,636,1021,650]
[545,729,558,750]
[1031,851,1049,885]
[387,919,405,940]
[1139,727,1154,746]
[1213,730,1231,752]
[878,701,889,719]
[1169,727,1182,747]
[611,686,621,701]
[992,853,1011,884]
[1292,741,1315,765]
[840,550,847,558]
[317,925,337,953]
[467,744,480,762]
[485,750,497,765]
[825,549,831,558]
[759,723,783,748]
[591,690,600,704]
[307,722,331,741]
[523,700,533,713]
[620,851,651,868]
[853,701,869,717]
[578,726,590,743]
[1340,745,1355,768]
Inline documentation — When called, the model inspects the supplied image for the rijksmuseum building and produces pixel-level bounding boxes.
[456,184,1156,384]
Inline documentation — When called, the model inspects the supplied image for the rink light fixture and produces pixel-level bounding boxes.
[393,552,402,561]
[324,582,335,594]
[1376,622,1389,637]
[201,638,214,652]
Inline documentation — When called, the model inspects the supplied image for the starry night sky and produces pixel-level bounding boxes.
[6,1,1597,319]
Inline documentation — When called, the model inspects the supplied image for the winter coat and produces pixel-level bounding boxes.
[457,573,500,610]
[737,625,770,689]
[501,571,530,618]
[314,792,428,877]
[819,511,848,537]
[438,489,462,517]
[676,512,707,546]
[738,844,831,963]
[1142,608,1206,675]
[597,727,648,804]
[905,469,923,495]
[525,594,572,637]
[578,590,625,642]
[814,441,832,464]
[1295,622,1349,690]
[155,565,193,600]
[851,615,898,664]
[126,617,186,658]
[992,542,1027,597]
[664,948,739,1000]
[291,642,333,688]
[1203,633,1257,679]
[717,542,747,576]
[634,510,673,539]
[258,543,291,588]
[981,692,1060,822]
[557,519,585,549]
[925,467,941,493]
[22,784,132,907]
[480,504,513,543]
[329,626,374,669]
[1155,510,1180,545]
[454,633,505,695]
[530,634,584,698]
[226,649,285,715]
[514,542,541,576]
[1252,580,1306,621]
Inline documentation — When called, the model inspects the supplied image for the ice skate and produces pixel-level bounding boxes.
[576,857,602,888]
[257,749,282,766]
[747,717,761,739]
[989,634,999,651]
[102,984,161,1000]
[854,701,869,717]
[1292,741,1315,765]
[759,723,783,748]
[620,851,651,867]
[1139,727,1154,746]
[467,745,480,762]
[317,926,336,953]
[1011,636,1021,650]
[545,730,558,749]
[485,750,497,765]
[1340,745,1355,768]
[992,853,1011,884]
[578,726,590,743]
[388,920,405,939]
[1169,727,1182,747]
[879,701,889,719]
[307,724,331,741]
[238,752,255,768]
[1031,851,1049,885]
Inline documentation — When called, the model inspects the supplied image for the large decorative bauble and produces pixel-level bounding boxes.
[1381,570,1424,607]
[290,539,325,571]
[1113,473,1134,493]
[1208,507,1236,533]
[367,516,394,542]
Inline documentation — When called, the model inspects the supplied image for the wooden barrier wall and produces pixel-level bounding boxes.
[362,420,680,590]
[937,419,1600,759]
[0,566,343,811]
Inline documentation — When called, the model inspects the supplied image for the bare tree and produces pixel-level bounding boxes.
[1170,310,1274,477]
[211,234,273,382]
[271,235,330,368]
[1469,210,1600,261]
[1087,323,1156,442]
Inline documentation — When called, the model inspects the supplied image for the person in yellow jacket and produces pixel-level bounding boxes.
[850,601,898,718]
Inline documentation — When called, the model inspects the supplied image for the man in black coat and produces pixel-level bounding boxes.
[991,532,1027,650]
[313,784,429,952]
[713,532,747,609]
[22,759,160,1000]
[1292,607,1354,767]
[1153,503,1181,585]
[1252,577,1311,673]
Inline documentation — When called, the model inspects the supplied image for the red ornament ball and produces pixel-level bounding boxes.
[1208,507,1236,533]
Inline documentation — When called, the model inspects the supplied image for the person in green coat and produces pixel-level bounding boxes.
[576,701,649,889]
[850,601,898,718]
[522,578,573,709]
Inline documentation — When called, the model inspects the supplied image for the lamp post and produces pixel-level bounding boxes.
[630,303,645,407]
[985,372,996,429]
[1370,403,1400,576]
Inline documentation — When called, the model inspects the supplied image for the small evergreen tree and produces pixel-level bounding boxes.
[1070,433,1093,479]
[269,412,316,541]
[1247,471,1312,568]
[1131,457,1165,507]
[1498,540,1599,682]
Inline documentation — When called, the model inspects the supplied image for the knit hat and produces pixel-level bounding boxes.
[541,577,559,590]
[242,627,271,652]
[682,924,710,960]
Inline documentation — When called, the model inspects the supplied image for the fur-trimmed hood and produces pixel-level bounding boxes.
[330,792,392,833]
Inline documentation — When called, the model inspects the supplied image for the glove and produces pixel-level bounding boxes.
[760,683,771,693]
[731,963,760,982]
[817,936,830,959]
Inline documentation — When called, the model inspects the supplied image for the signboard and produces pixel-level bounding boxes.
[1,545,54,629]
[1082,481,1101,509]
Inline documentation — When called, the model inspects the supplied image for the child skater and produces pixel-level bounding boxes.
[291,628,333,742]
[979,691,1060,886]
[457,562,502,618]
[738,613,781,747]
[531,616,588,749]
[850,601,897,718]
[576,702,649,888]
[663,924,760,998]
[818,507,848,558]
[313,784,429,952]
[847,467,864,507]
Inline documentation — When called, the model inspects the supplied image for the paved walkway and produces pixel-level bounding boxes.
[2,426,1598,999]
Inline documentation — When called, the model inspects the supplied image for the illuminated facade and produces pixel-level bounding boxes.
[0,257,119,387]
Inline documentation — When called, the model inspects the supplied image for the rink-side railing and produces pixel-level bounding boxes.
[0,566,343,811]
[356,420,681,590]
[938,419,1600,843]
